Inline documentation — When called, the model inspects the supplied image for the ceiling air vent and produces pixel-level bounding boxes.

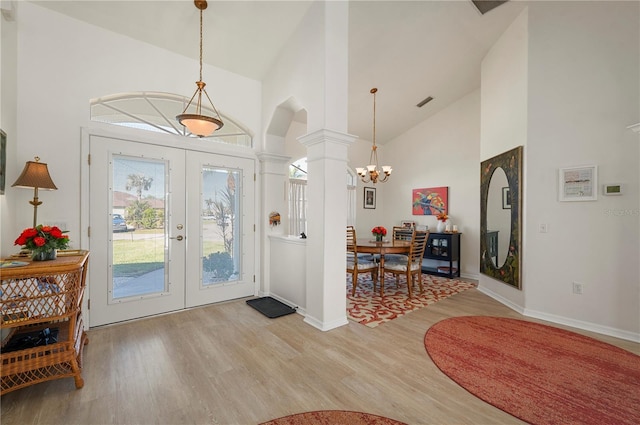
[416,96,434,108]
[471,1,508,15]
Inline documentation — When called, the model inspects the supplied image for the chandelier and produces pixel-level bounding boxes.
[356,88,392,184]
[176,0,224,137]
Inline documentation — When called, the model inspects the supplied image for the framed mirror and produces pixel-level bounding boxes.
[480,146,522,289]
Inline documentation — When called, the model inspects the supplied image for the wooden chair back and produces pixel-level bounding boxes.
[346,225,378,296]
[393,226,414,241]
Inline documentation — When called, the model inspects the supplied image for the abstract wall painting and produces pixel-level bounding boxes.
[412,186,448,216]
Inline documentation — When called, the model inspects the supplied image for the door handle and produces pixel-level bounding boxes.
[170,235,184,241]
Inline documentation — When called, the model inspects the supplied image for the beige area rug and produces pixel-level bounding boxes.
[260,410,407,425]
[347,273,476,327]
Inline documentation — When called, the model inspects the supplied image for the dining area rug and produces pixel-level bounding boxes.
[424,316,640,425]
[346,273,476,327]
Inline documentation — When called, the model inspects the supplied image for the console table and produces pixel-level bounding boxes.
[422,232,461,278]
[1,250,89,395]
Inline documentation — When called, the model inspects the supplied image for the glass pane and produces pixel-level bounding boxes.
[111,156,168,299]
[201,167,241,286]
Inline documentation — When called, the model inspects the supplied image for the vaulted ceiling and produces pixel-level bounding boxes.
[33,0,527,144]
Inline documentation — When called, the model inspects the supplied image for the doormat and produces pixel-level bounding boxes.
[246,296,297,318]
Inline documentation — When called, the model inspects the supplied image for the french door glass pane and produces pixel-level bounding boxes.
[112,156,168,299]
[202,167,241,286]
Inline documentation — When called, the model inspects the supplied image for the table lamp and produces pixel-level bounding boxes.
[12,156,58,228]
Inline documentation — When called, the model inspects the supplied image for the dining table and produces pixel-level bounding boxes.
[356,238,412,296]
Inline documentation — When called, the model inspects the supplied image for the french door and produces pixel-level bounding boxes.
[88,135,255,327]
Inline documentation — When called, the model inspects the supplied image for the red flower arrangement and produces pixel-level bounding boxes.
[371,226,387,236]
[436,213,449,222]
[15,225,70,256]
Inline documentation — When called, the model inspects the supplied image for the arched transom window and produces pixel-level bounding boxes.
[90,92,252,147]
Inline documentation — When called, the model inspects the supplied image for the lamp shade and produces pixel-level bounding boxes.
[177,113,222,137]
[12,160,57,190]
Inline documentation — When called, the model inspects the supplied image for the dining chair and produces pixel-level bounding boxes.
[347,226,379,296]
[381,230,429,297]
[371,226,413,264]
[382,226,414,263]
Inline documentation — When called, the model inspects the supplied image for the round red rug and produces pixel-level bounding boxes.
[260,410,407,425]
[425,316,640,425]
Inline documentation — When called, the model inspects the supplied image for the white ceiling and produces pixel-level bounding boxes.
[32,0,527,144]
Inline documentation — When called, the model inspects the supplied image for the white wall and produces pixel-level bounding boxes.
[480,8,529,307]
[524,1,639,338]
[262,1,326,151]
[3,2,261,257]
[1,5,18,256]
[382,90,481,279]
[482,3,639,340]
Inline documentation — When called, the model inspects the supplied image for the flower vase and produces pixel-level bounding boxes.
[32,249,57,261]
[436,220,447,233]
[374,234,383,242]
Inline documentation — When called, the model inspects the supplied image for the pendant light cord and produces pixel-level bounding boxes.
[199,7,204,83]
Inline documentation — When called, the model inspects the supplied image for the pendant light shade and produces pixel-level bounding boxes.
[176,0,224,137]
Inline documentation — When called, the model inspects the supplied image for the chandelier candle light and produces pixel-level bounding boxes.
[356,88,392,184]
[176,0,224,137]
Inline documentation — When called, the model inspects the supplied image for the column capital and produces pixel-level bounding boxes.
[257,152,291,176]
[298,129,357,148]
[256,152,291,164]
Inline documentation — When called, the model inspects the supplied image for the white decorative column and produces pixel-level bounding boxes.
[257,152,291,296]
[299,129,355,331]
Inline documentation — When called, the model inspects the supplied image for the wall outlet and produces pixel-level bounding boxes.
[572,282,583,295]
[539,223,548,233]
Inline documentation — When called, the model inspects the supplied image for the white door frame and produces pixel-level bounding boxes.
[80,125,259,328]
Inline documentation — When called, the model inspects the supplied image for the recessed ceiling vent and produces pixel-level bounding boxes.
[471,1,508,15]
[416,96,434,108]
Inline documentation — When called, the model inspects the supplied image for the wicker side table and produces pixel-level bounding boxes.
[1,250,89,395]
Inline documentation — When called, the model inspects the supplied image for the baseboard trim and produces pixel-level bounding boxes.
[261,293,306,317]
[477,285,525,315]
[478,285,639,343]
[303,314,349,332]
[523,308,640,343]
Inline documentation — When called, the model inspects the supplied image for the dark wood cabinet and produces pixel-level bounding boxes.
[422,232,461,278]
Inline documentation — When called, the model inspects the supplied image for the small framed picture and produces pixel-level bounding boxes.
[401,220,416,228]
[364,187,376,209]
[502,187,511,209]
[559,165,597,202]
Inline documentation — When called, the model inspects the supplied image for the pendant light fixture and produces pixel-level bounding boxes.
[176,0,224,137]
[356,88,392,184]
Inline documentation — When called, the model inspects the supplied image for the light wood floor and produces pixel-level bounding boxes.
[2,287,638,425]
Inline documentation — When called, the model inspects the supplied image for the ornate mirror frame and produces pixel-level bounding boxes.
[480,146,523,289]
